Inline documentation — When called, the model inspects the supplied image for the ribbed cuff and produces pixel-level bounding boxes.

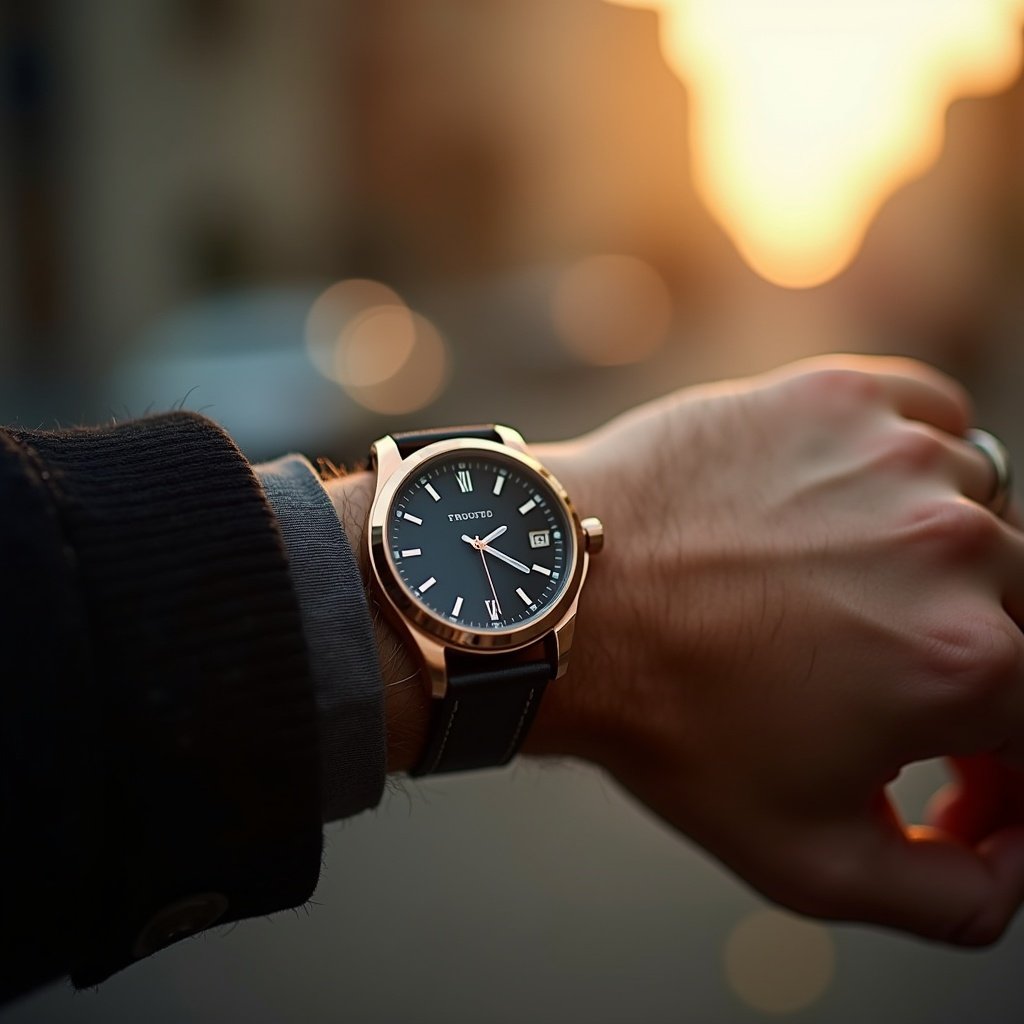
[256,456,386,823]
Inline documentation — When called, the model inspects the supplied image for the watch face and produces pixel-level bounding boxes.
[386,450,575,633]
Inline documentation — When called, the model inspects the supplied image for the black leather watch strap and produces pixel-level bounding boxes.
[410,656,552,776]
[386,425,556,776]
[390,425,502,462]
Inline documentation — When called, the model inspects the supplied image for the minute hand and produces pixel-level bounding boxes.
[481,542,531,574]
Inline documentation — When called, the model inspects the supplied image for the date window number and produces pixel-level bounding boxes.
[529,530,551,549]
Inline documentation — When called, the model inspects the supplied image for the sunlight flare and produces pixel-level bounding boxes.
[612,0,1024,287]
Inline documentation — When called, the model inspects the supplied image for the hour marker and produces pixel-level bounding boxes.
[418,577,437,593]
[403,512,423,525]
[425,483,441,502]
[518,498,537,515]
[400,548,422,558]
[456,470,473,493]
[485,599,501,621]
[531,564,551,576]
[493,475,505,496]
[451,595,464,617]
[516,587,532,605]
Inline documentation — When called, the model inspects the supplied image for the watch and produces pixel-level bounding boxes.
[366,424,603,776]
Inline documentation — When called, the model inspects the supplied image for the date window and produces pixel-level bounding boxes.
[529,530,551,549]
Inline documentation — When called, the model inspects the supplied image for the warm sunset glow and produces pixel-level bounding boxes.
[611,0,1024,287]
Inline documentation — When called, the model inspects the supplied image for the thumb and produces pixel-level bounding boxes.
[816,796,1024,945]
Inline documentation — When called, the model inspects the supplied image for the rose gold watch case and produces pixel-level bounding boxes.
[367,426,599,699]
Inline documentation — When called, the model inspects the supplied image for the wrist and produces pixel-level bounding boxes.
[324,470,430,773]
[517,440,633,767]
[323,438,625,775]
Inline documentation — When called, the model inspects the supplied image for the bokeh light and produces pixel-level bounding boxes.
[305,278,406,380]
[341,309,449,414]
[305,279,449,414]
[724,909,836,1015]
[551,254,673,366]
[336,306,418,389]
[610,0,1024,288]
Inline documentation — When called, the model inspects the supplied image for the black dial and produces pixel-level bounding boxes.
[387,450,574,632]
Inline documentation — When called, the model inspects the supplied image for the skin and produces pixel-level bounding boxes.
[328,354,1024,947]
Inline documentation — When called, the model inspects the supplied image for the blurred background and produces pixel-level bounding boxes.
[4,0,1024,1020]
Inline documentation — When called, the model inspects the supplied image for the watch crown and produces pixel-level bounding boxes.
[581,517,604,555]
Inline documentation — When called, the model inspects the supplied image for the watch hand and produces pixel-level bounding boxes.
[481,543,531,574]
[479,546,501,615]
[479,524,508,546]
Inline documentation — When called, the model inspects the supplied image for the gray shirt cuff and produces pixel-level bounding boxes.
[255,455,386,823]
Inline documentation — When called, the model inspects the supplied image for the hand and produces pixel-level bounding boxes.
[527,355,1024,947]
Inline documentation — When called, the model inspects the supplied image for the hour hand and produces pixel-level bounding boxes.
[480,524,508,546]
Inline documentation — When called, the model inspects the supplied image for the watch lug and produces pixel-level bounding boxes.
[494,424,528,452]
[370,434,403,496]
[551,609,577,679]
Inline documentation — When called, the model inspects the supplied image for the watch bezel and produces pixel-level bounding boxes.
[368,437,586,654]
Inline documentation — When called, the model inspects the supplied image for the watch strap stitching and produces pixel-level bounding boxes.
[501,687,536,764]
[425,698,460,775]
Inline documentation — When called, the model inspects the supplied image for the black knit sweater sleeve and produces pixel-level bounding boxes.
[0,413,323,1000]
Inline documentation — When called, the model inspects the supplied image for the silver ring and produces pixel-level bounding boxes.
[965,427,1013,517]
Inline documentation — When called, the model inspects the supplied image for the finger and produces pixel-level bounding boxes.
[814,796,1024,945]
[897,423,1000,506]
[793,354,973,435]
[873,365,972,436]
[994,760,1024,818]
[927,756,1004,845]
[994,537,1024,631]
[957,434,1009,508]
[930,756,1024,841]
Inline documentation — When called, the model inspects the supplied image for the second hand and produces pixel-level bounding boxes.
[478,540,501,616]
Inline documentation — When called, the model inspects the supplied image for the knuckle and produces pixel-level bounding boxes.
[876,424,945,474]
[917,614,1020,704]
[794,368,884,416]
[905,498,999,557]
